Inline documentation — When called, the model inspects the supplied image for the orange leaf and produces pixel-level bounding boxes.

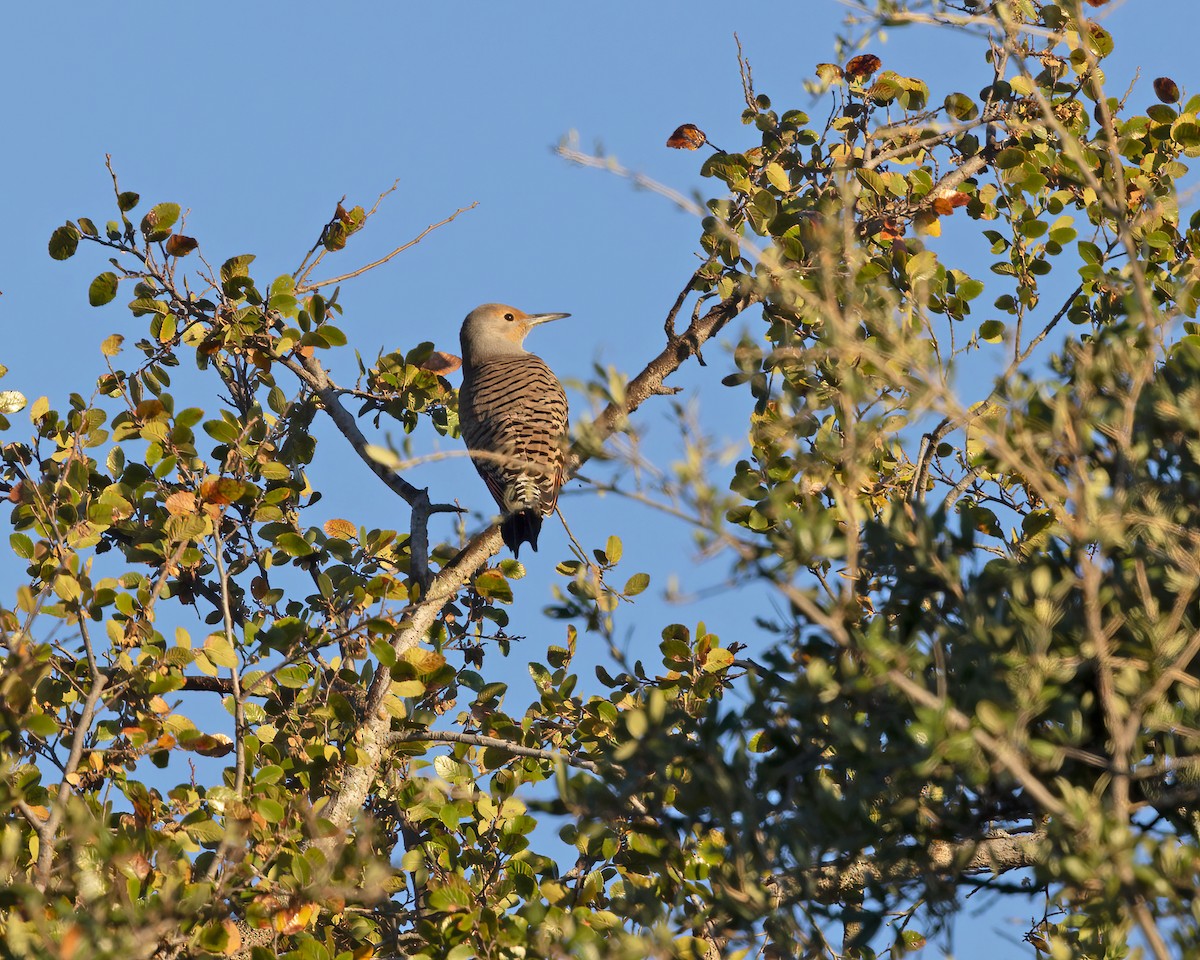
[199,477,245,506]
[845,54,882,81]
[323,518,357,540]
[165,491,196,516]
[666,124,707,150]
[60,925,83,960]
[222,920,243,956]
[165,234,198,257]
[878,217,905,242]
[419,350,462,375]
[274,902,319,935]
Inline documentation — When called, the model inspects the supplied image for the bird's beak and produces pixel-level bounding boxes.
[527,312,571,327]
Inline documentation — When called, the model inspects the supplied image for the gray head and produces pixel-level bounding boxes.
[459,303,570,365]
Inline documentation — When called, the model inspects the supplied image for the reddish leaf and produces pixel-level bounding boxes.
[845,54,882,81]
[165,234,198,257]
[1154,76,1180,104]
[878,217,905,242]
[666,124,707,150]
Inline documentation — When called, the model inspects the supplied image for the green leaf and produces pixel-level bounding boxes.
[604,535,623,565]
[254,798,286,823]
[48,224,80,260]
[392,679,425,697]
[702,648,735,673]
[906,250,938,284]
[10,533,34,559]
[275,532,315,557]
[979,319,1006,343]
[52,574,81,603]
[764,162,791,192]
[944,92,978,121]
[220,254,255,285]
[624,572,650,596]
[117,191,140,212]
[1171,114,1200,148]
[140,202,181,241]
[204,634,238,669]
[88,272,119,307]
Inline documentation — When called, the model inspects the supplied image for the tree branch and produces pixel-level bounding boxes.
[296,203,478,294]
[769,830,1046,904]
[316,288,760,853]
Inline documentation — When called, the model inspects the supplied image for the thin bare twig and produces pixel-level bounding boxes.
[296,203,477,294]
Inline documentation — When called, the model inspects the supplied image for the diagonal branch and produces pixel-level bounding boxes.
[274,350,462,589]
[769,830,1047,904]
[315,289,760,853]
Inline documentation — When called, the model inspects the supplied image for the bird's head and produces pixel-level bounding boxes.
[460,303,570,363]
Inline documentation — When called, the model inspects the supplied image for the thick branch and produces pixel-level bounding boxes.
[770,830,1046,904]
[571,292,758,471]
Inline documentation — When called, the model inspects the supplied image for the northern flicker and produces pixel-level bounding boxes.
[458,303,570,557]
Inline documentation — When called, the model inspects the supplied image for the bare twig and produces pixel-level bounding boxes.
[211,522,246,797]
[296,204,477,294]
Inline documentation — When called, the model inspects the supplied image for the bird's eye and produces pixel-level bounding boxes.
[504,313,515,322]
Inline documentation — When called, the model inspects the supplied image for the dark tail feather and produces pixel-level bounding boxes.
[500,510,542,558]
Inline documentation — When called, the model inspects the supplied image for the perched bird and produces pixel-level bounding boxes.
[458,303,570,557]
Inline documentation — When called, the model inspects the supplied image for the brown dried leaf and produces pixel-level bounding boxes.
[1154,76,1180,104]
[221,921,243,956]
[165,491,197,516]
[135,399,165,420]
[192,733,234,757]
[420,350,462,374]
[666,123,707,150]
[815,62,844,85]
[165,234,198,257]
[930,191,968,216]
[845,54,882,81]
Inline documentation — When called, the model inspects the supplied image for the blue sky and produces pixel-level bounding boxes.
[2,2,1195,955]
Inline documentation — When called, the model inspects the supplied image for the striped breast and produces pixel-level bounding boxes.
[458,354,569,516]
